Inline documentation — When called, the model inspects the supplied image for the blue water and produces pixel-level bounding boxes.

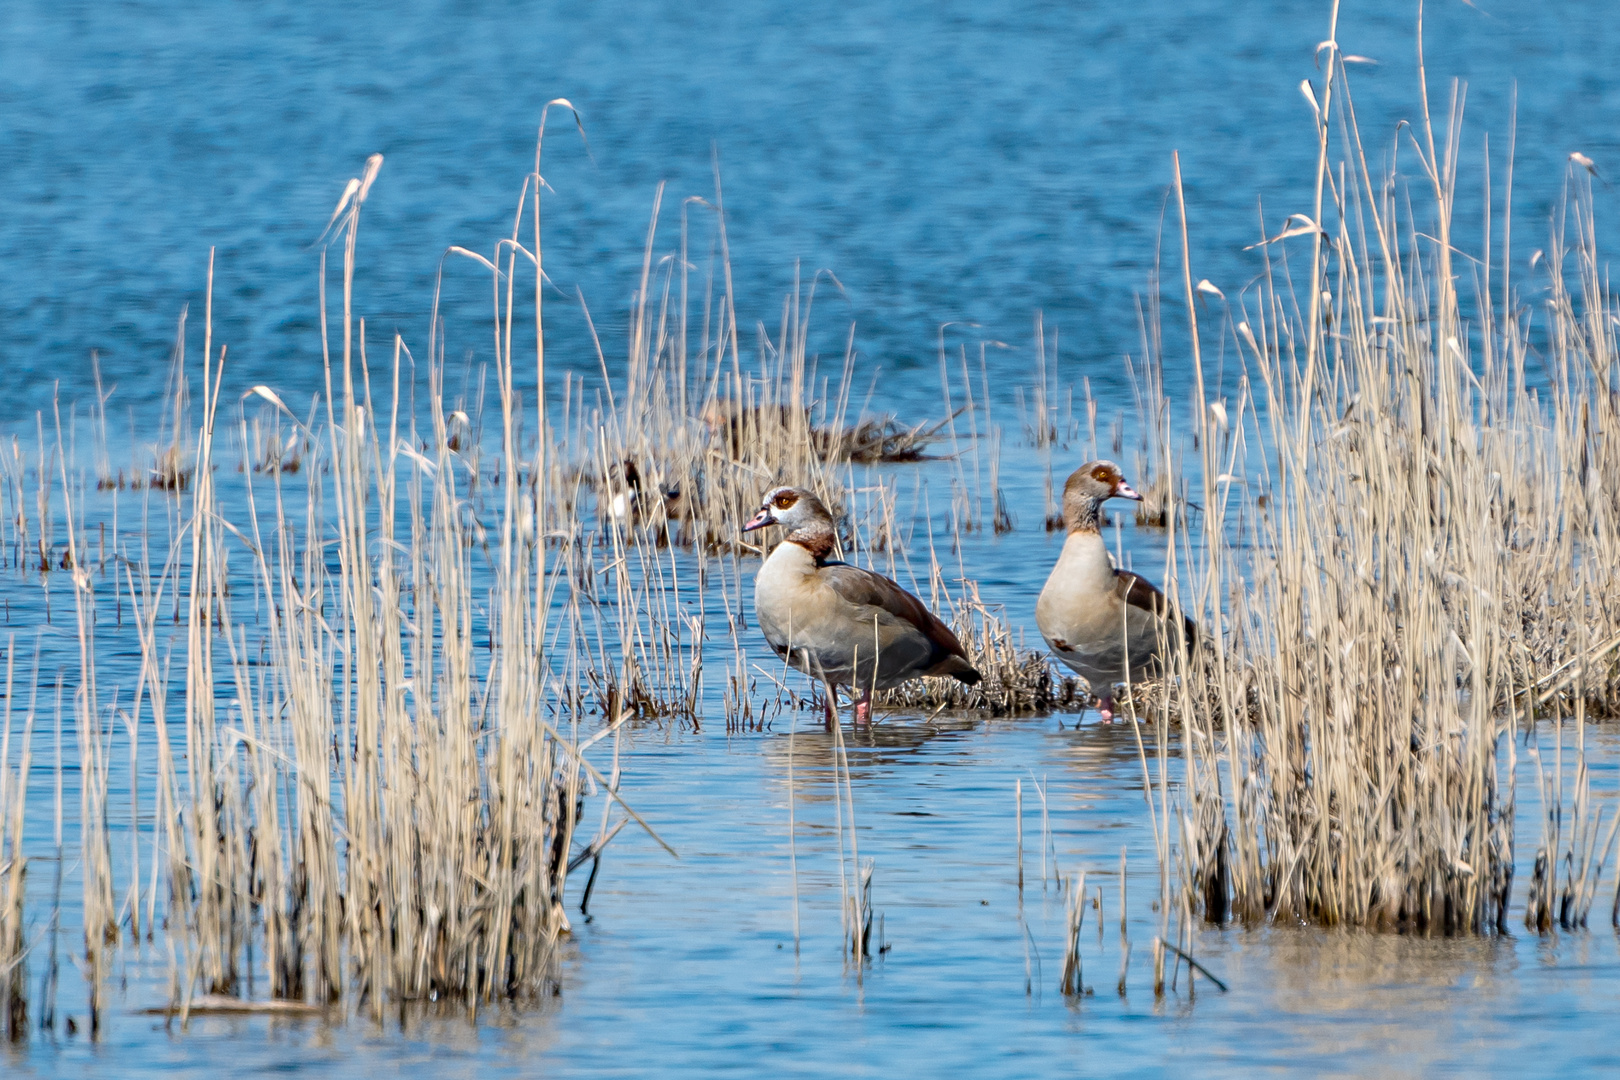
[5,0,1620,1076]
[3,0,1618,422]
[9,720,1620,1078]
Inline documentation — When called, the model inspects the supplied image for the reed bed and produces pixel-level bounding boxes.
[0,146,695,1025]
[0,117,1077,1036]
[518,177,1063,719]
[1152,17,1620,933]
[128,252,613,1013]
[557,266,961,555]
[13,22,1618,1047]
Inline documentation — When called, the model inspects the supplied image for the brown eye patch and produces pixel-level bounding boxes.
[1091,466,1112,483]
[773,492,797,510]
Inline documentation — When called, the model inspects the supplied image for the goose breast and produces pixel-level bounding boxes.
[1037,531,1168,686]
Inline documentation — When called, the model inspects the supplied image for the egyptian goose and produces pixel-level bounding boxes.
[743,486,981,727]
[605,459,682,526]
[607,459,641,522]
[1036,461,1194,722]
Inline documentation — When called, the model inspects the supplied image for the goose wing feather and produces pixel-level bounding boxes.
[1116,571,1197,645]
[818,561,972,665]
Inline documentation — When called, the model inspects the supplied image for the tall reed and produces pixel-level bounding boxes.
[1158,11,1620,932]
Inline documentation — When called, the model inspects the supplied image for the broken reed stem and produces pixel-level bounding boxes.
[787,723,800,955]
[1119,846,1127,933]
[1159,939,1228,993]
[1059,870,1087,996]
[832,722,872,964]
[1015,778,1024,894]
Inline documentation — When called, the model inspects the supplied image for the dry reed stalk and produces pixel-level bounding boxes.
[0,638,32,1040]
[1124,288,1185,531]
[58,401,118,1034]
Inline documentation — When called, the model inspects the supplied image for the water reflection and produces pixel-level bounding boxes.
[1190,929,1518,1076]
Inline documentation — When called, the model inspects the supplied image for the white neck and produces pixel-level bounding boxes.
[1054,529,1115,592]
[758,538,818,584]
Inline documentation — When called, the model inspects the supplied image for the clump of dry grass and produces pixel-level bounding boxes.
[828,414,945,463]
[1147,19,1620,933]
[1123,291,1187,533]
[702,400,944,465]
[0,136,685,1025]
[875,570,1065,716]
[530,192,994,560]
[140,153,677,1011]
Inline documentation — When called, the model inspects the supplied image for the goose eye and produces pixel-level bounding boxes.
[1091,467,1111,482]
[774,493,796,510]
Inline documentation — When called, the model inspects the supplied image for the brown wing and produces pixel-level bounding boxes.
[1118,572,1198,646]
[818,561,973,664]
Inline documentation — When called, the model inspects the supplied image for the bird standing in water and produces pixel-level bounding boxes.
[1036,461,1194,722]
[744,486,981,728]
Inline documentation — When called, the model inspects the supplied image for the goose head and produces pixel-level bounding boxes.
[743,486,832,534]
[1062,460,1142,531]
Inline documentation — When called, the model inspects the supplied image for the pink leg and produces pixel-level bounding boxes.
[1097,694,1116,724]
[854,687,873,726]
